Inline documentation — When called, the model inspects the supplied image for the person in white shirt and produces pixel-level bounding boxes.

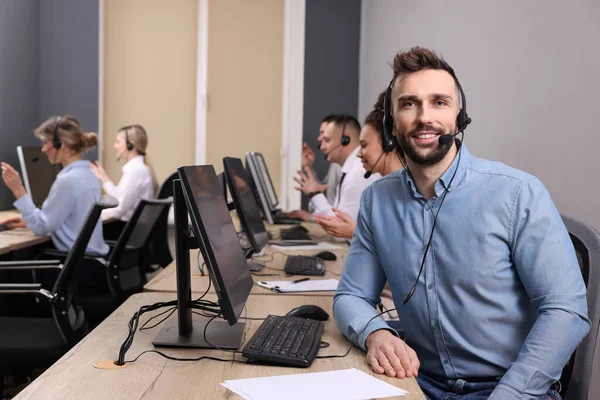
[294,115,379,235]
[316,91,405,239]
[90,124,157,227]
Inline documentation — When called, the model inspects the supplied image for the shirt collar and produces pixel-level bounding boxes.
[123,155,145,172]
[340,146,360,173]
[404,141,471,198]
[57,160,90,177]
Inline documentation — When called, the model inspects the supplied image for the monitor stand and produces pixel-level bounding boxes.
[152,313,245,349]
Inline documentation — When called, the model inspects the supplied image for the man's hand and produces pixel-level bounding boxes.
[294,167,323,196]
[315,208,356,239]
[365,329,420,379]
[301,142,315,169]
[287,209,314,222]
[0,216,27,229]
[1,162,27,199]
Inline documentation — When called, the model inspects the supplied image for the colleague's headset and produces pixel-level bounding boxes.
[124,127,134,151]
[340,116,350,146]
[52,116,63,149]
[382,71,472,305]
[122,125,146,155]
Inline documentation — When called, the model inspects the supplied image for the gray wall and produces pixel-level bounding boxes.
[0,0,99,210]
[0,1,41,209]
[302,0,361,208]
[40,0,99,161]
[359,0,600,228]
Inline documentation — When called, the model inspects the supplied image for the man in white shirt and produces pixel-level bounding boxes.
[295,115,379,226]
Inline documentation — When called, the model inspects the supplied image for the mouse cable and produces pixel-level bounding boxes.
[316,306,402,360]
[252,251,288,264]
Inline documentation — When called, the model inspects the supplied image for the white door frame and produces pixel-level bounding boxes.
[279,0,306,211]
[195,0,209,165]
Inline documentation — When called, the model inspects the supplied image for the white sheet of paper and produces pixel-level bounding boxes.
[260,279,339,292]
[270,242,344,251]
[220,368,407,400]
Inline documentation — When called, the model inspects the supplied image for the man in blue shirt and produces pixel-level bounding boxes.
[333,47,590,399]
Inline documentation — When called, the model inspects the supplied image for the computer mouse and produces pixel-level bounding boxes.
[286,305,329,321]
[313,251,337,261]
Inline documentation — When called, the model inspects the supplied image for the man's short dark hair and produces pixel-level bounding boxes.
[321,114,338,124]
[330,114,361,138]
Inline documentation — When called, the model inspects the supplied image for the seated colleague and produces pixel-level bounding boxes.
[90,124,157,227]
[316,91,405,239]
[333,47,590,400]
[289,114,341,222]
[0,115,109,255]
[294,115,379,230]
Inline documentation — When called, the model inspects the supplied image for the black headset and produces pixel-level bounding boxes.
[52,116,63,150]
[383,74,471,141]
[124,127,134,151]
[340,117,350,146]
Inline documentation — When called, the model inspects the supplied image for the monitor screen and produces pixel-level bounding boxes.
[248,152,278,210]
[245,152,274,225]
[178,165,253,325]
[223,157,269,254]
[17,146,62,207]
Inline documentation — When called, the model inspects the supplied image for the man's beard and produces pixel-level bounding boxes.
[397,123,453,166]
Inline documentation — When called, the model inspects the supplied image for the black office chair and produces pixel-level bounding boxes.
[559,215,600,400]
[77,198,173,326]
[145,172,178,269]
[0,196,117,398]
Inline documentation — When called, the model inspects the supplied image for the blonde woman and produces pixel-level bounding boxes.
[91,124,157,225]
[0,115,109,255]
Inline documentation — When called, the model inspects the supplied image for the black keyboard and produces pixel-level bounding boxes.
[284,256,325,276]
[242,314,324,367]
[280,228,311,241]
[273,216,302,225]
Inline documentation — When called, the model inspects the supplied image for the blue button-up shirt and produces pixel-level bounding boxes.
[333,145,590,399]
[14,160,109,255]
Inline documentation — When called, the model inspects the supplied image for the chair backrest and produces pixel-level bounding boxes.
[156,172,178,200]
[52,196,118,342]
[560,214,600,400]
[107,198,173,296]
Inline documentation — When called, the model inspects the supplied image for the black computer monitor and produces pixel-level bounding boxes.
[223,157,269,256]
[247,152,279,211]
[152,165,253,349]
[244,153,273,224]
[17,146,62,207]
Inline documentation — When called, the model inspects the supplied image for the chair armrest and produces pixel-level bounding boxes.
[106,240,118,247]
[40,248,69,259]
[0,259,63,270]
[0,283,53,298]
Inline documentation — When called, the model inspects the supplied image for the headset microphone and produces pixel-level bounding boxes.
[364,152,385,179]
[438,132,460,145]
[324,143,343,160]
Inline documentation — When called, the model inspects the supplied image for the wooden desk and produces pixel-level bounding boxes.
[144,242,349,296]
[15,292,424,399]
[0,210,115,256]
[0,211,51,254]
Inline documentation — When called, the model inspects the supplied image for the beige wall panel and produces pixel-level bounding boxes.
[206,0,284,189]
[103,0,198,186]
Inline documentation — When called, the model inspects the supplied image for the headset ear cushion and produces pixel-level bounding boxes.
[382,135,395,153]
[341,134,350,146]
